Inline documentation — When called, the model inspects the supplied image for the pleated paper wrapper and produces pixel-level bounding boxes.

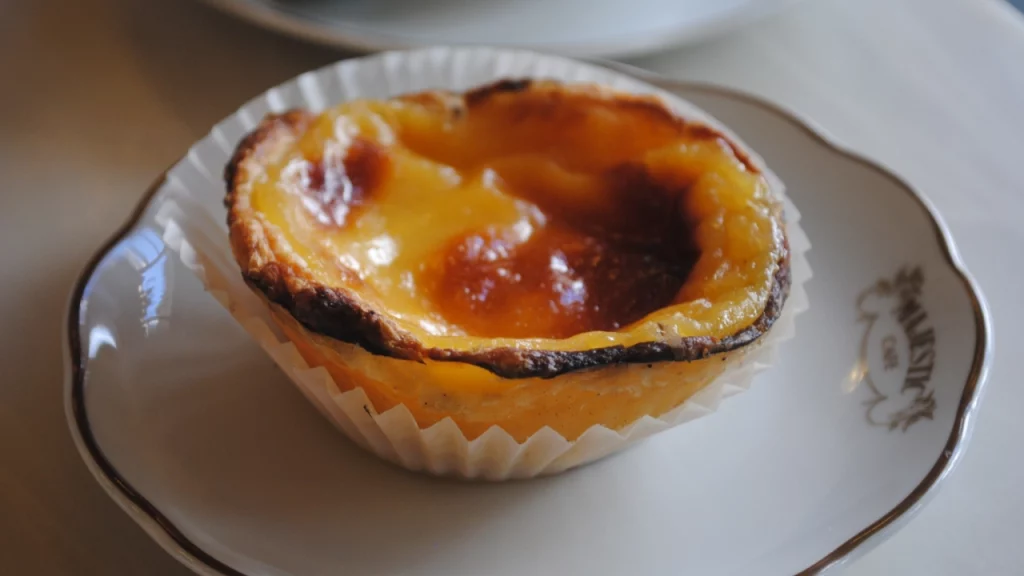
[153,47,812,480]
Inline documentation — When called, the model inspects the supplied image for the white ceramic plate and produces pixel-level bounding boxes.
[65,64,989,575]
[199,0,799,58]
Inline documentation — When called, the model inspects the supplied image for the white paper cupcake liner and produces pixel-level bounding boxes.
[153,47,811,480]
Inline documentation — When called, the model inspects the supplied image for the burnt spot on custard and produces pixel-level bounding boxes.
[428,226,696,339]
[299,137,390,228]
[424,161,700,339]
[464,78,532,107]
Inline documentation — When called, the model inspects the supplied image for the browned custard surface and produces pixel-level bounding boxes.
[245,82,784,351]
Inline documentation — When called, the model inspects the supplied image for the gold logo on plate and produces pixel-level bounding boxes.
[852,266,937,431]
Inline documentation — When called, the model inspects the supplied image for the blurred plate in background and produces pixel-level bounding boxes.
[199,0,800,58]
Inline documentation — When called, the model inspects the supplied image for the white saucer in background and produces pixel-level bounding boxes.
[200,0,800,58]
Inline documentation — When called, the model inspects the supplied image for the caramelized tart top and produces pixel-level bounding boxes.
[226,80,790,378]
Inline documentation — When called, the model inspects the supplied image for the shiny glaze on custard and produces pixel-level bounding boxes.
[243,82,784,351]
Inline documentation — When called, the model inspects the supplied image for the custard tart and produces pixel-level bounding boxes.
[226,79,790,443]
